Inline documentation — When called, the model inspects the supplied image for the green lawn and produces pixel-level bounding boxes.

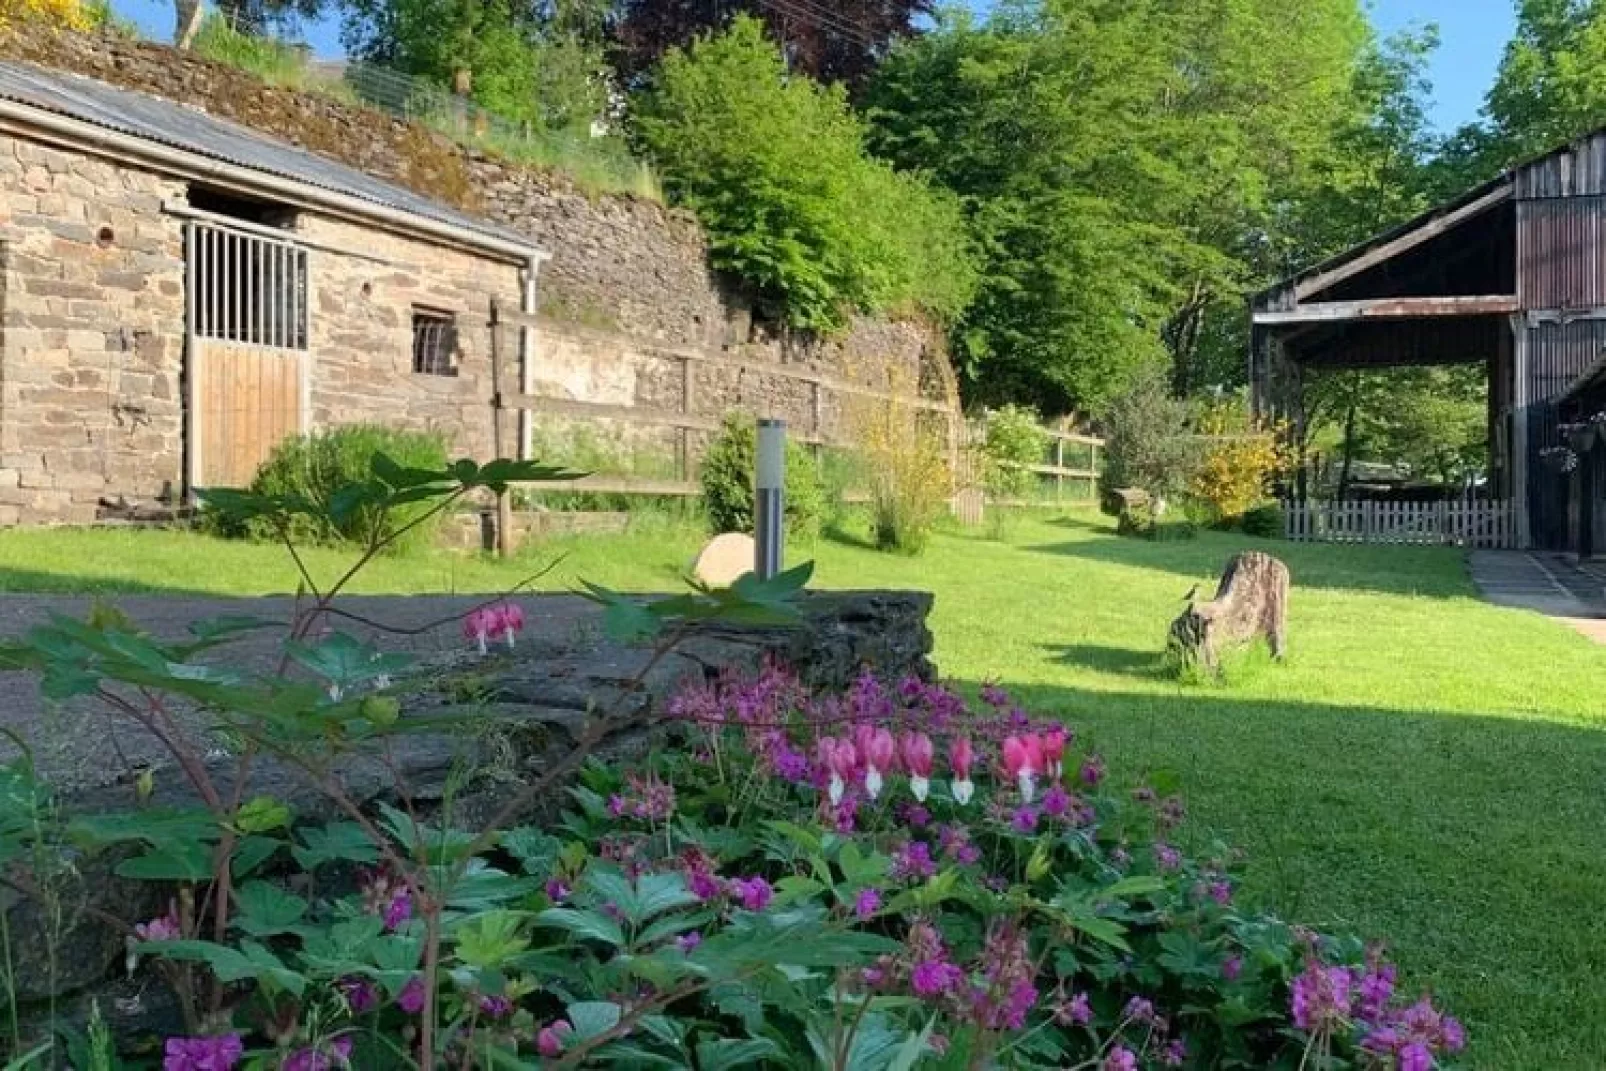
[3,515,1605,1066]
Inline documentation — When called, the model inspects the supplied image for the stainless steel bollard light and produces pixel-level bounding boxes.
[755,418,786,580]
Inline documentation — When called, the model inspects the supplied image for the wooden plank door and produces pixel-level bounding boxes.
[193,340,304,488]
[185,220,309,490]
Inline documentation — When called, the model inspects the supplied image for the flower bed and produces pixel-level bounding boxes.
[143,665,1463,1069]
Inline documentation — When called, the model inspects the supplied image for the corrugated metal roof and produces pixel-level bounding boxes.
[0,60,539,257]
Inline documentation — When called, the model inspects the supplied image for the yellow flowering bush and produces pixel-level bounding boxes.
[0,0,93,29]
[1190,403,1292,523]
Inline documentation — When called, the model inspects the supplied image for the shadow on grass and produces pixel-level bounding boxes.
[1023,530,1476,599]
[955,676,1606,1063]
[0,565,211,597]
[1043,642,1168,679]
[822,522,880,552]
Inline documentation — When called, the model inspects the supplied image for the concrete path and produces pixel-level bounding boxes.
[1468,550,1606,645]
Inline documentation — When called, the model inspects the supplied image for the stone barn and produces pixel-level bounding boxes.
[0,60,546,524]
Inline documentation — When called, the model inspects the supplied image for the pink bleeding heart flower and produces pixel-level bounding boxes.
[901,732,935,802]
[863,728,896,800]
[1002,734,1042,802]
[821,737,858,805]
[497,601,524,648]
[949,735,975,806]
[1042,726,1067,780]
[462,607,492,655]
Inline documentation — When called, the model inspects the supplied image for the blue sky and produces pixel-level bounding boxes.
[1370,0,1515,131]
[112,0,1517,133]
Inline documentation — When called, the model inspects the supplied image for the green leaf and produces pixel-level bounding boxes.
[138,938,304,994]
[234,796,291,834]
[293,821,380,869]
[566,1000,623,1043]
[696,1038,780,1071]
[774,875,827,907]
[1099,876,1168,900]
[232,881,308,937]
[537,907,625,948]
[454,910,530,969]
[69,807,218,847]
[1,1043,52,1070]
[231,834,281,879]
[501,827,561,875]
[887,1016,937,1071]
[838,841,889,886]
[117,841,214,882]
[634,872,699,923]
[370,934,423,972]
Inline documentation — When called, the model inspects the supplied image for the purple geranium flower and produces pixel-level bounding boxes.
[163,1035,243,1071]
[854,888,881,919]
[397,976,426,1015]
[728,876,773,912]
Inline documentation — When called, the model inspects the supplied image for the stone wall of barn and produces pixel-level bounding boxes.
[294,215,524,463]
[0,135,188,523]
[0,130,537,523]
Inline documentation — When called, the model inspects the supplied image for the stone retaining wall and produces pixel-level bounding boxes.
[1,588,935,1040]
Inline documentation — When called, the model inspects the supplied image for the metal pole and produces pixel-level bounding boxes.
[755,418,786,580]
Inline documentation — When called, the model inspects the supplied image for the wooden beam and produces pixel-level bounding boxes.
[500,394,723,432]
[1253,294,1519,326]
[524,476,700,496]
[1292,185,1512,300]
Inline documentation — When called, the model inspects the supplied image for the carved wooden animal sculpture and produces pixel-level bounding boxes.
[1167,551,1289,672]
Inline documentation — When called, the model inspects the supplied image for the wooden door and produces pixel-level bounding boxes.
[185,221,309,490]
[192,341,304,488]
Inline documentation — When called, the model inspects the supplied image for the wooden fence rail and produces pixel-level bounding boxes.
[1282,498,1516,548]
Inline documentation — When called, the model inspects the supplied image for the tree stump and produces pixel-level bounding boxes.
[1167,551,1289,672]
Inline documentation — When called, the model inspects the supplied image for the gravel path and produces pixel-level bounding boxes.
[0,593,604,793]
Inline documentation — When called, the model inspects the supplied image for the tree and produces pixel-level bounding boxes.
[866,0,1372,414]
[341,0,611,137]
[633,15,975,331]
[1483,0,1606,163]
[613,0,933,88]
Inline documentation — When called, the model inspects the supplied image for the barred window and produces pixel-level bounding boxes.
[412,309,458,376]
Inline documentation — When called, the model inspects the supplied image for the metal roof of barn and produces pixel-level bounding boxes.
[0,60,541,260]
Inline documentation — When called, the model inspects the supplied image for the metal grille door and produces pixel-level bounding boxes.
[185,221,309,489]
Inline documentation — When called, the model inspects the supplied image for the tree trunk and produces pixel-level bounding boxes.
[1337,398,1358,499]
[174,0,203,48]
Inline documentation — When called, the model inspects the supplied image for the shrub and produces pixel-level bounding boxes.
[700,414,825,537]
[848,383,952,554]
[1191,402,1292,524]
[1242,501,1285,539]
[633,15,977,330]
[219,425,450,552]
[979,404,1049,502]
[0,0,91,29]
[190,15,312,85]
[1098,367,1197,513]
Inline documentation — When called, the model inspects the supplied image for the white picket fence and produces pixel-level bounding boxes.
[1282,498,1517,548]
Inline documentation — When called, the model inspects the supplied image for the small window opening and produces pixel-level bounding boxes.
[412,308,459,376]
[188,186,296,228]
